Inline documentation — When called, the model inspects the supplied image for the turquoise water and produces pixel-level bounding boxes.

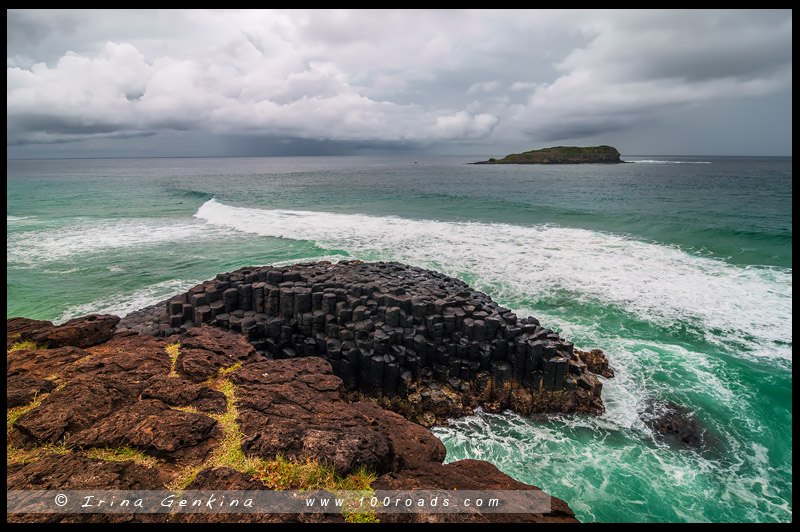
[6,155,792,522]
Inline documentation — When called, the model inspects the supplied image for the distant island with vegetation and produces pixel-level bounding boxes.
[473,145,624,164]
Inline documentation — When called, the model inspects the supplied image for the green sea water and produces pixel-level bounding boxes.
[6,155,792,522]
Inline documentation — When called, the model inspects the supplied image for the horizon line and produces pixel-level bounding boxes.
[6,153,793,162]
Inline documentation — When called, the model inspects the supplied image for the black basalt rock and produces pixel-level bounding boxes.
[138,260,611,420]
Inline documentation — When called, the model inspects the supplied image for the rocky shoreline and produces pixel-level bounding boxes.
[7,260,616,523]
[118,260,611,425]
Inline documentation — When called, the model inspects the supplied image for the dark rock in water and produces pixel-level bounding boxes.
[644,401,708,448]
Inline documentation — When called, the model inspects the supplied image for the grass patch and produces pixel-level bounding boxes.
[170,405,202,415]
[165,342,181,376]
[8,340,49,352]
[6,382,65,433]
[7,439,72,465]
[166,375,380,522]
[85,445,159,468]
[254,455,377,491]
[7,382,70,465]
[216,362,242,379]
[166,377,262,490]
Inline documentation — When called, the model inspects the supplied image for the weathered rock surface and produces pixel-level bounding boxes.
[6,374,58,408]
[8,452,171,490]
[231,357,446,477]
[12,314,121,349]
[7,317,57,349]
[473,145,623,164]
[68,399,222,463]
[7,453,172,524]
[11,375,146,446]
[7,345,92,380]
[173,326,265,382]
[141,375,227,414]
[373,459,577,523]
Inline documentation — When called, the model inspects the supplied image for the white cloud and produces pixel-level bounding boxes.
[6,9,793,152]
[467,81,501,94]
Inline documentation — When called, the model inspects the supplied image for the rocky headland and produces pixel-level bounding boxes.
[7,260,617,523]
[473,145,623,164]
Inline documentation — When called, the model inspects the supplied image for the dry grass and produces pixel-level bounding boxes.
[8,340,49,352]
[165,342,181,376]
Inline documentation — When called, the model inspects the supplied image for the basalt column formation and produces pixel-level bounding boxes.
[141,261,608,422]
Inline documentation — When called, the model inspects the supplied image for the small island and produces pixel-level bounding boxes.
[473,145,624,164]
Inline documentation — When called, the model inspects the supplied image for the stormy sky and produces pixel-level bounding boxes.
[6,9,793,158]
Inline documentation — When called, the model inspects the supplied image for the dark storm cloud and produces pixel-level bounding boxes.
[6,9,792,157]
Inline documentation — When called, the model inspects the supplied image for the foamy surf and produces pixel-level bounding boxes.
[629,159,712,164]
[195,199,792,368]
[55,278,202,324]
[6,218,228,265]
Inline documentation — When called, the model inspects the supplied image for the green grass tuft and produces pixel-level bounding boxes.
[8,340,49,352]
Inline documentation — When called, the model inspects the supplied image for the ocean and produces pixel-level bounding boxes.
[6,154,792,523]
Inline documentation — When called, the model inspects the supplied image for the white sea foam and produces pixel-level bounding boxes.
[55,278,201,324]
[628,159,712,164]
[195,199,792,367]
[6,218,227,265]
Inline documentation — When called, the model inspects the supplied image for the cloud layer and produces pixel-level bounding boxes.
[6,9,793,153]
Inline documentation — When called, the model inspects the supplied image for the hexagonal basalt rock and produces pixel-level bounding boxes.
[148,261,611,420]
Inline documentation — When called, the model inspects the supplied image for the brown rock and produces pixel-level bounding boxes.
[29,314,120,349]
[173,326,265,382]
[576,348,615,378]
[172,467,345,524]
[7,452,169,490]
[68,399,221,464]
[7,317,55,349]
[141,375,227,414]
[7,453,171,524]
[12,375,144,446]
[185,466,267,490]
[6,374,58,408]
[6,345,90,381]
[372,459,578,523]
[78,332,172,380]
[232,358,445,477]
